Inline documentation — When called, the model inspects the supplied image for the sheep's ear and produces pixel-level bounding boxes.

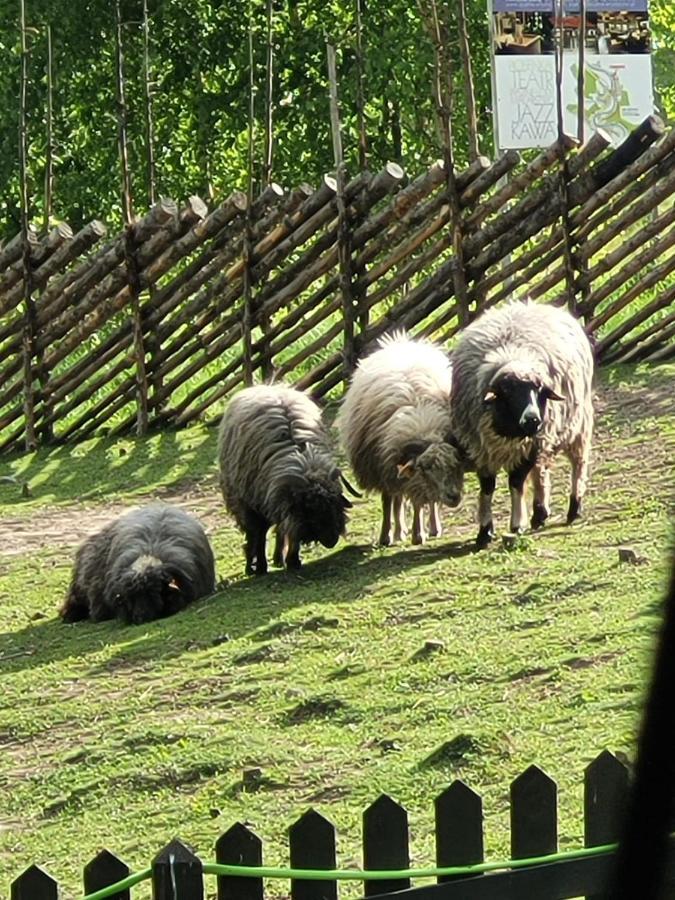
[341,496,353,509]
[483,389,497,403]
[397,460,416,479]
[543,386,564,401]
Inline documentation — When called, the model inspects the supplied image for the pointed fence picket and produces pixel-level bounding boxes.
[8,751,665,900]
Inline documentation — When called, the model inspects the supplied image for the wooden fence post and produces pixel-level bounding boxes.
[216,822,264,900]
[585,750,630,900]
[511,765,558,860]
[84,849,130,900]
[152,838,203,900]
[124,228,150,435]
[290,808,338,900]
[363,794,410,897]
[435,780,484,881]
[326,42,357,383]
[11,865,58,900]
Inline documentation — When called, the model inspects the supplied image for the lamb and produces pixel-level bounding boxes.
[60,504,216,625]
[450,300,594,549]
[218,383,352,575]
[337,332,464,546]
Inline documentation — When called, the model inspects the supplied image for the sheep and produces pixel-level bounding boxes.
[336,332,465,546]
[60,504,216,625]
[450,300,594,549]
[218,383,352,575]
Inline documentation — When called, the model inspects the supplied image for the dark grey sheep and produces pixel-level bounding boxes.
[60,504,216,624]
[218,384,352,575]
[450,301,594,548]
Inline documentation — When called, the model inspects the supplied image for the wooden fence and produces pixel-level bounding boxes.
[7,750,656,900]
[2,115,675,456]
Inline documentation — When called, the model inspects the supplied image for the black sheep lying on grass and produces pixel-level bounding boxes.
[60,503,216,625]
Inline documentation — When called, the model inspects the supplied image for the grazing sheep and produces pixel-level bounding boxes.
[450,301,594,549]
[218,384,352,575]
[60,504,216,625]
[337,332,464,546]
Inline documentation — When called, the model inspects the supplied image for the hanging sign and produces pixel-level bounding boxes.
[490,0,653,149]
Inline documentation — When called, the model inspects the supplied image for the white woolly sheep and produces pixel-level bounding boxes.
[337,332,464,546]
[450,301,594,548]
[60,504,216,625]
[218,384,352,575]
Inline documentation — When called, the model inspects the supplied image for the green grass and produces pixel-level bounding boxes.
[1,364,674,899]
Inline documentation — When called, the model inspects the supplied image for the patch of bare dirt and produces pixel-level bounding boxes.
[0,481,226,559]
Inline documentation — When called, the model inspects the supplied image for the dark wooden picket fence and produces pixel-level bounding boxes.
[9,750,665,900]
[2,115,675,456]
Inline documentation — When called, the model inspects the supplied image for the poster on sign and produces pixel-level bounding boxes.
[489,0,653,149]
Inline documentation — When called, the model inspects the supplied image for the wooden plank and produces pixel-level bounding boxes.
[215,822,263,900]
[584,751,630,900]
[10,865,59,900]
[363,794,410,897]
[290,808,338,900]
[511,765,557,861]
[83,849,130,900]
[152,838,203,900]
[435,781,484,882]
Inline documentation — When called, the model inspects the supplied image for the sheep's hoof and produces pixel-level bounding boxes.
[509,523,526,535]
[411,533,426,546]
[531,502,549,530]
[286,557,302,571]
[566,496,582,525]
[378,533,392,547]
[475,523,494,550]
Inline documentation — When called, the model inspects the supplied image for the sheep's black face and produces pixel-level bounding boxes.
[114,568,194,625]
[292,489,350,549]
[485,376,560,440]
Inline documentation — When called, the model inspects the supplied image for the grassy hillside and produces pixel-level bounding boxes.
[0,363,674,899]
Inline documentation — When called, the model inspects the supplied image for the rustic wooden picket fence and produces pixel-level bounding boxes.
[10,750,665,900]
[2,115,675,456]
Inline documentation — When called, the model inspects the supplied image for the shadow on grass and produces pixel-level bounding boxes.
[0,539,474,677]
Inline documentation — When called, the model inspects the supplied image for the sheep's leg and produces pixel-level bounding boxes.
[530,462,552,529]
[411,503,427,545]
[272,529,287,567]
[244,510,268,575]
[476,473,496,549]
[379,493,393,546]
[285,536,302,571]
[567,432,592,524]
[60,585,91,623]
[428,502,442,538]
[392,495,408,543]
[508,456,535,534]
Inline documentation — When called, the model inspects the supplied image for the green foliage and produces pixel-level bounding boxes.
[0,0,496,240]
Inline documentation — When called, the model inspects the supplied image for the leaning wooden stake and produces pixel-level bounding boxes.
[262,0,274,186]
[142,0,157,206]
[327,41,357,380]
[19,0,37,451]
[354,0,369,170]
[577,0,586,144]
[242,0,256,386]
[420,0,471,327]
[456,0,479,161]
[117,0,149,432]
[43,23,53,232]
[114,0,133,223]
[554,0,578,314]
